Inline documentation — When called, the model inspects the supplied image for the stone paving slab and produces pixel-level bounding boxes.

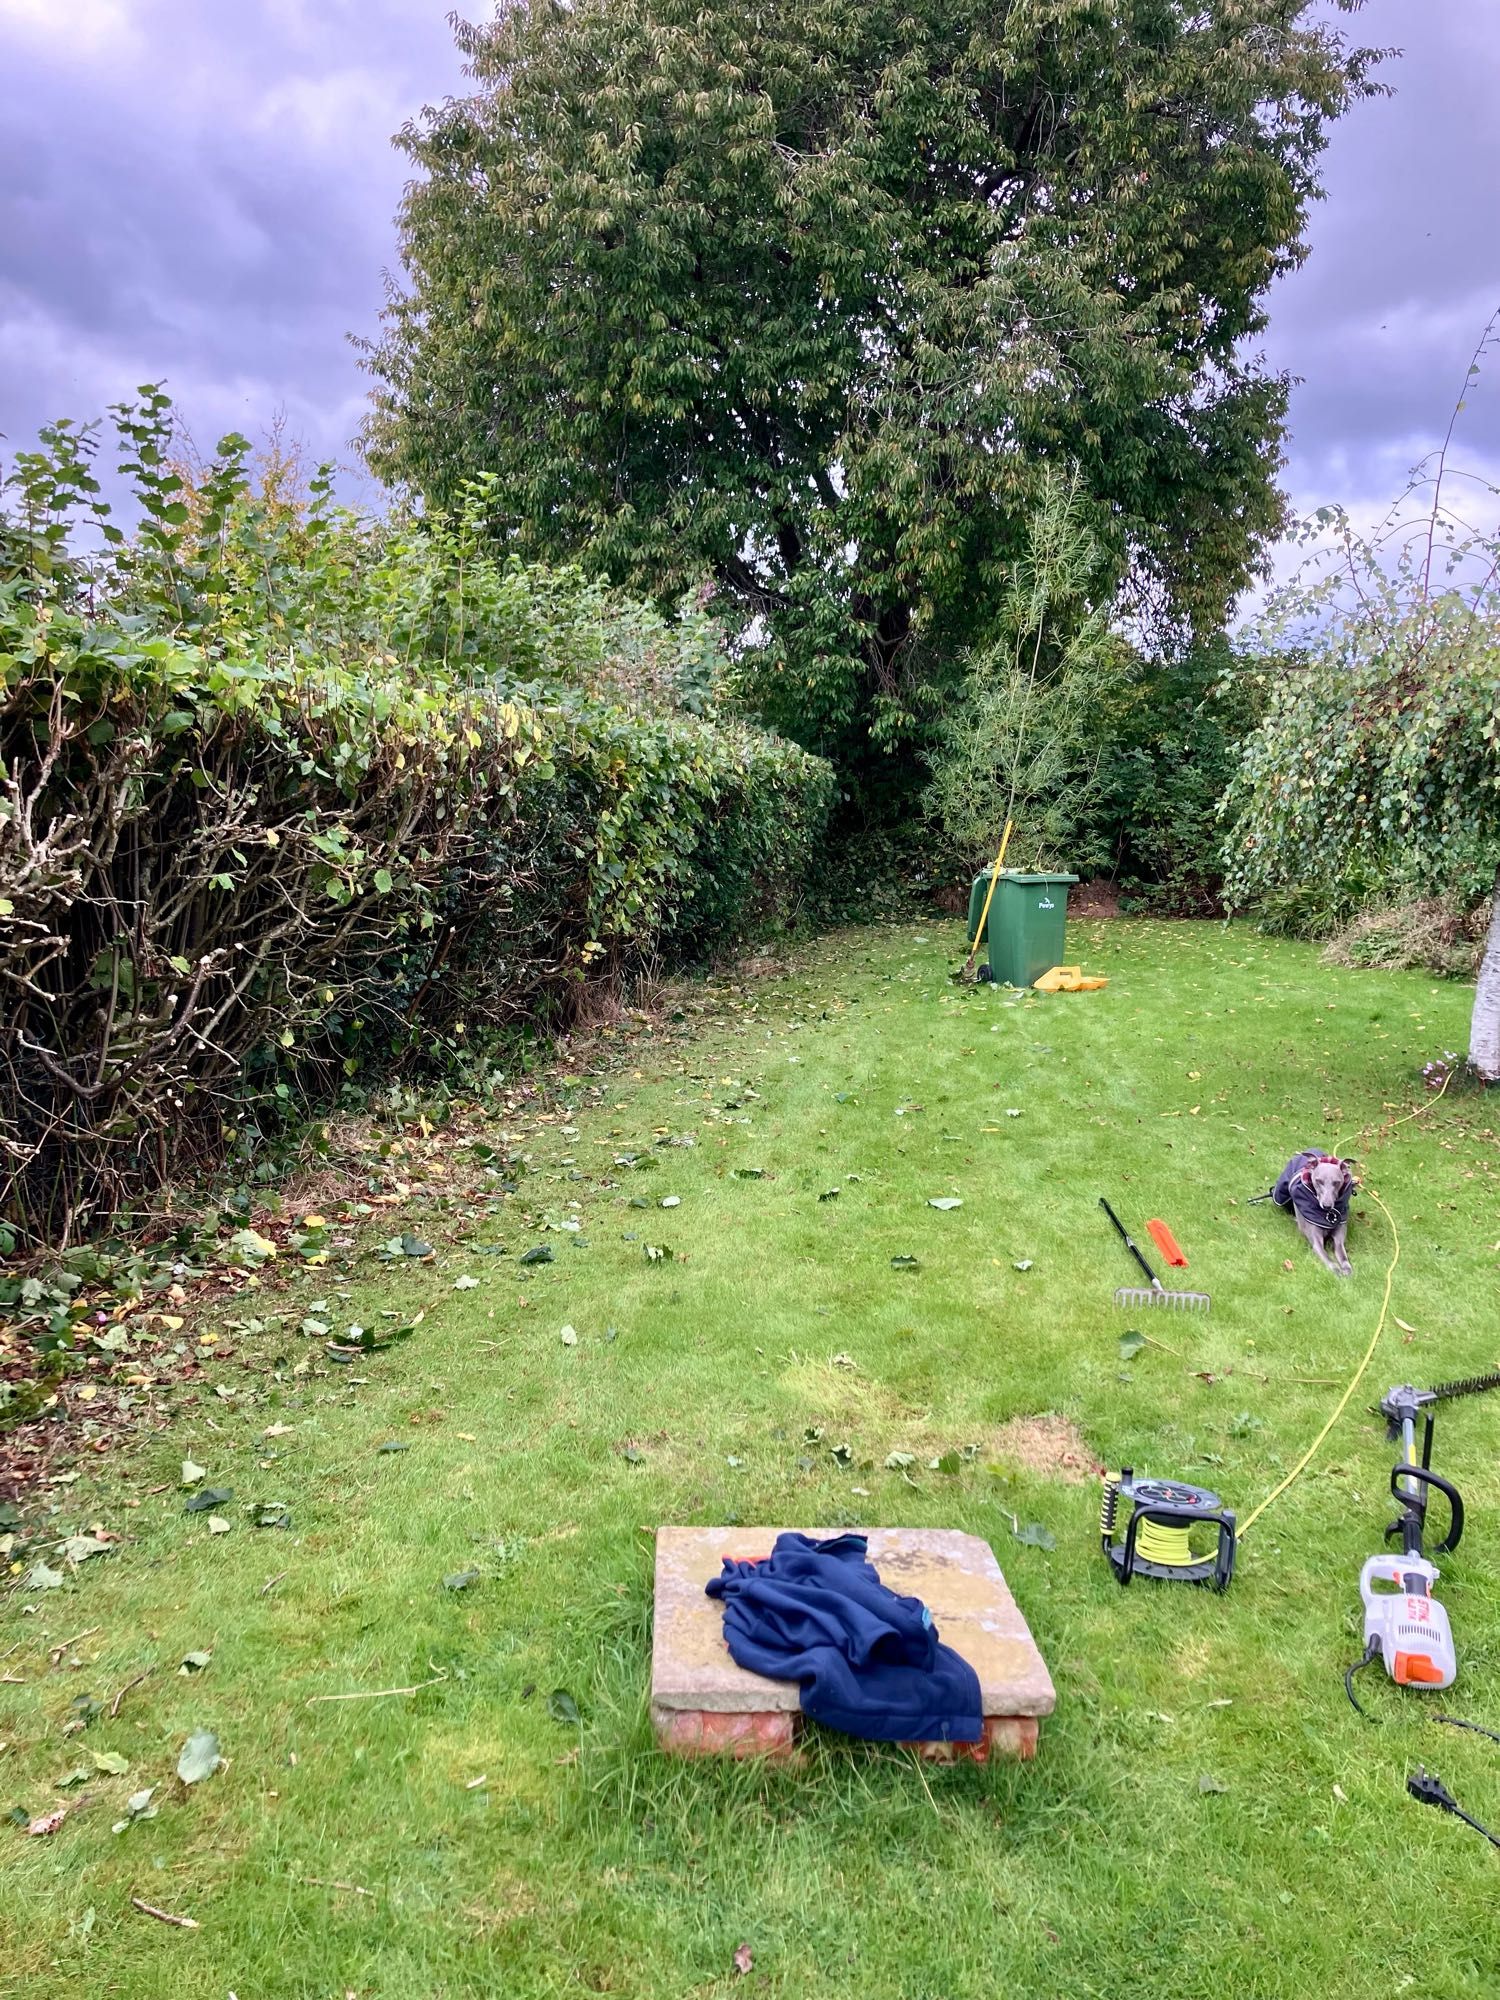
[651,1527,1055,1758]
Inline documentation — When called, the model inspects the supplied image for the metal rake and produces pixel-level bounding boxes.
[1099,1198,1211,1313]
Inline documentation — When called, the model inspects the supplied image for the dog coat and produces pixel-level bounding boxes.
[1272,1150,1352,1233]
[705,1532,983,1742]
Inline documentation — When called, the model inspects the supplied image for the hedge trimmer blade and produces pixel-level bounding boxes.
[1424,1371,1500,1405]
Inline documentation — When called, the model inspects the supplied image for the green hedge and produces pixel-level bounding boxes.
[0,395,832,1241]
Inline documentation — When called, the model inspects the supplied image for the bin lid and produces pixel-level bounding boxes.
[993,872,1079,886]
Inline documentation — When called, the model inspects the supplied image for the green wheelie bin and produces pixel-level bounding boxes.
[987,873,1078,988]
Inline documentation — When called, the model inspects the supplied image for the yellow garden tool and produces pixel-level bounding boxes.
[953,820,1014,983]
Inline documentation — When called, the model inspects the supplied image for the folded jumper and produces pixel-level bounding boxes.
[705,1531,983,1743]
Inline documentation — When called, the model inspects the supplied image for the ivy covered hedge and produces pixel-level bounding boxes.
[0,394,832,1243]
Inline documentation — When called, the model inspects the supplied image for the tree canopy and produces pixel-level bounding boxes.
[365,0,1374,775]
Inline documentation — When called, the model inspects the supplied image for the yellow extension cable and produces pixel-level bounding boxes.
[1238,1184,1401,1538]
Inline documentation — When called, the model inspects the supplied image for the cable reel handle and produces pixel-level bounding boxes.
[1099,1197,1159,1286]
[1391,1462,1465,1554]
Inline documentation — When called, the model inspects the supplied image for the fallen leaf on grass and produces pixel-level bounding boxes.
[884,1451,916,1471]
[890,1255,920,1271]
[1119,1332,1147,1360]
[560,1325,578,1346]
[734,1943,754,1976]
[181,1459,206,1488]
[547,1689,580,1725]
[25,1809,67,1837]
[660,1196,681,1208]
[90,1749,130,1775]
[928,1197,963,1211]
[252,1503,292,1530]
[112,1788,157,1833]
[443,1569,481,1592]
[176,1730,222,1785]
[453,1275,480,1291]
[519,1245,553,1266]
[207,1517,231,1535]
[1011,1522,1056,1550]
[261,1424,294,1440]
[60,1534,112,1565]
[1393,1317,1418,1336]
[184,1487,233,1514]
[23,1561,65,1590]
[178,1652,212,1675]
[1013,1259,1033,1272]
[1197,1774,1230,1794]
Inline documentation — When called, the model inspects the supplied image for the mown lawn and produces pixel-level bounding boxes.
[5,918,1499,1999]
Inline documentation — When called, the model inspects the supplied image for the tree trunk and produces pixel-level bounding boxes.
[1471,868,1500,1081]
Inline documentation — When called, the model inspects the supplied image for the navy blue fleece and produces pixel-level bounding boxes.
[704,1532,983,1743]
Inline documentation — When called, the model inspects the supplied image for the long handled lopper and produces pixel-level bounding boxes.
[952,820,1014,983]
[1099,1198,1210,1312]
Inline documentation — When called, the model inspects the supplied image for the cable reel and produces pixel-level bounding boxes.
[1100,1468,1237,1591]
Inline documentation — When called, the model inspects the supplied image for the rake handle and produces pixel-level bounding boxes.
[1099,1197,1160,1288]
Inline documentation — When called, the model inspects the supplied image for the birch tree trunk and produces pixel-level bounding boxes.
[1471,868,1500,1082]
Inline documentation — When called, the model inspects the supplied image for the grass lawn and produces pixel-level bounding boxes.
[5,917,1500,1999]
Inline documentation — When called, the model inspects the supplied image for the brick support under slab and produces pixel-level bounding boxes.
[652,1704,1039,1762]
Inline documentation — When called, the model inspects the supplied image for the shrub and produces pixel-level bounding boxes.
[1,394,831,1243]
[1322,898,1487,981]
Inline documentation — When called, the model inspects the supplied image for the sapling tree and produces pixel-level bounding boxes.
[923,468,1119,870]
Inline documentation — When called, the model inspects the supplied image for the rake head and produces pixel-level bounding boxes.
[1114,1283,1210,1314]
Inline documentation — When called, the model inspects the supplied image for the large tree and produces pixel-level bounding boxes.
[365,0,1375,772]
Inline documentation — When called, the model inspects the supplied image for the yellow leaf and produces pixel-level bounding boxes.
[158,1314,184,1331]
[76,1384,97,1402]
[265,830,280,848]
[1393,1317,1418,1336]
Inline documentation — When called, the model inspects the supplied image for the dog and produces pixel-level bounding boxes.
[1272,1150,1355,1275]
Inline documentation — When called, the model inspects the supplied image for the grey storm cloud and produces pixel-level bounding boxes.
[1,0,1496,542]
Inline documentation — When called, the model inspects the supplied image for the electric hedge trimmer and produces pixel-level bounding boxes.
[1347,1371,1500,1712]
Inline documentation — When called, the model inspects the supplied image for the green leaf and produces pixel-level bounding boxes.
[890,1255,920,1270]
[519,1245,553,1266]
[546,1689,580,1725]
[374,867,394,894]
[443,1568,481,1591]
[176,1729,222,1785]
[1119,1332,1147,1360]
[1012,1522,1056,1550]
[178,1651,213,1674]
[90,1749,131,1775]
[184,1487,234,1513]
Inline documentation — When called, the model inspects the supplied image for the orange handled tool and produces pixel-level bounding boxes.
[1147,1220,1187,1268]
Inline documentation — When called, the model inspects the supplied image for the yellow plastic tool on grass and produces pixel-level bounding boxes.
[1033,965,1108,993]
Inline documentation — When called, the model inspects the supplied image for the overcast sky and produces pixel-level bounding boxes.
[2,0,1495,556]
